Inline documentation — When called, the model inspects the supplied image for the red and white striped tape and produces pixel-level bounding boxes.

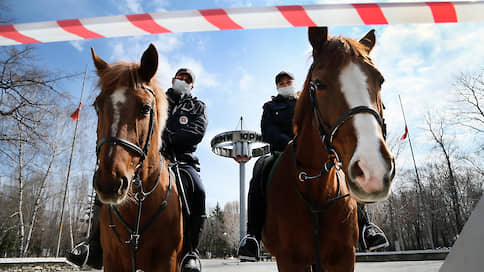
[1,1,483,46]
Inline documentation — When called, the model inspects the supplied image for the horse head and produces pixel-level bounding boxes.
[91,44,168,205]
[295,27,395,202]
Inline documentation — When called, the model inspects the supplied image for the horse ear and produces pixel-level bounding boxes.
[91,47,110,76]
[359,29,376,53]
[139,43,158,83]
[308,27,328,57]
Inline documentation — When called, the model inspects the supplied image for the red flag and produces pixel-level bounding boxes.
[70,102,82,121]
[400,125,408,140]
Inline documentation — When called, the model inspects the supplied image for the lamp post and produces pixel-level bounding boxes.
[211,117,270,240]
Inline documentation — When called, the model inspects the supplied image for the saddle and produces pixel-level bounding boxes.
[252,152,281,201]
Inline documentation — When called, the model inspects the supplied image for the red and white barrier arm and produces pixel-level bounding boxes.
[1,1,483,46]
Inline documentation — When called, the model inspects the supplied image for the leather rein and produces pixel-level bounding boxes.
[291,60,387,271]
[95,84,172,272]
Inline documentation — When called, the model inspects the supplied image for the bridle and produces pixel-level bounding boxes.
[95,83,172,272]
[294,58,388,181]
[292,58,387,272]
[308,59,386,163]
[95,84,156,174]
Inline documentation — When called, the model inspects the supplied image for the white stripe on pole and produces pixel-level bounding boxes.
[379,3,435,24]
[0,36,20,46]
[305,4,364,26]
[15,21,83,43]
[227,6,293,29]
[455,1,484,22]
[151,10,219,33]
[80,15,149,38]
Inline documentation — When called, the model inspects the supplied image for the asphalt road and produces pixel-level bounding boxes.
[202,259,444,272]
[86,259,444,271]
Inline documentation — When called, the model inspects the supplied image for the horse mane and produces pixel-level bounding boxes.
[293,36,371,136]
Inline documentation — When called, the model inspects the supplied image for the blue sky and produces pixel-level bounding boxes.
[3,0,484,208]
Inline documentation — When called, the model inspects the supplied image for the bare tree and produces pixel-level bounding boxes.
[425,113,464,232]
[0,46,80,257]
[0,46,74,145]
[23,123,64,256]
[452,69,484,133]
[223,201,239,255]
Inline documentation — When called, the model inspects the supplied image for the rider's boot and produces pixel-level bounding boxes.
[180,215,206,272]
[66,198,103,269]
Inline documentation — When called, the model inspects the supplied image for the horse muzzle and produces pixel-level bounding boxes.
[93,169,131,204]
[347,154,395,202]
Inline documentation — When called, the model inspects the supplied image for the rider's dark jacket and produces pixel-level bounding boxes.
[261,94,297,153]
[162,88,207,170]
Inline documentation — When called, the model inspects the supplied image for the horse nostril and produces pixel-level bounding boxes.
[118,175,129,195]
[350,160,364,179]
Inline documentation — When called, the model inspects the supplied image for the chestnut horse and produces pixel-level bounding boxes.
[91,44,182,271]
[262,27,395,271]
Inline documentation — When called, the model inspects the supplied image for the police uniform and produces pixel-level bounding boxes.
[261,94,297,152]
[162,88,207,252]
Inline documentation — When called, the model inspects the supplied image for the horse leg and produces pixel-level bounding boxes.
[324,247,355,272]
[167,251,178,272]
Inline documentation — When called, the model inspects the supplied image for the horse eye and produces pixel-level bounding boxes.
[141,104,151,115]
[315,80,327,91]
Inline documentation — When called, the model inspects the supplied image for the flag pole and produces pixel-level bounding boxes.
[56,64,88,257]
[398,94,434,249]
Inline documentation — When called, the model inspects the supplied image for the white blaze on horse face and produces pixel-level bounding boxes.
[338,62,387,194]
[109,88,127,156]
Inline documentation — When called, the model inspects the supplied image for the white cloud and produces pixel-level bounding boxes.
[110,42,127,62]
[115,0,170,14]
[69,40,85,52]
[175,56,218,90]
[154,35,182,52]
[358,22,484,169]
[215,0,253,8]
[147,0,170,12]
[239,71,254,91]
[120,0,143,14]
[102,32,219,102]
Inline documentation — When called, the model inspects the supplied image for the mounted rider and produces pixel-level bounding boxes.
[237,71,389,262]
[162,68,207,272]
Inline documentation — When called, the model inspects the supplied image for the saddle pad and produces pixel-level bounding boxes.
[252,152,281,202]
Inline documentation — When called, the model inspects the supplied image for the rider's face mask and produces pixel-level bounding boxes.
[277,84,296,97]
[172,79,192,96]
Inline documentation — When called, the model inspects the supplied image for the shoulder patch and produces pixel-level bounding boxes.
[179,115,189,125]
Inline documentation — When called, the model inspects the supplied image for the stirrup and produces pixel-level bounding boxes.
[179,251,201,272]
[362,222,389,251]
[238,235,260,261]
[65,241,89,268]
